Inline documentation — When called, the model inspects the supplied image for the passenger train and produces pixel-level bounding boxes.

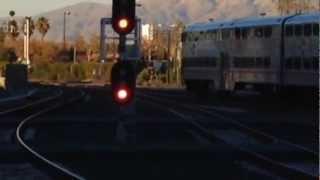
[181,13,319,95]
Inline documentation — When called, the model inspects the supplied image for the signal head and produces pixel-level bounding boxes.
[112,16,135,35]
[112,0,136,35]
[111,62,136,106]
[113,84,133,105]
[118,18,129,29]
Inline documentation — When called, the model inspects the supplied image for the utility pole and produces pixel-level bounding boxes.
[73,47,77,64]
[167,29,171,84]
[63,10,71,50]
[23,17,31,66]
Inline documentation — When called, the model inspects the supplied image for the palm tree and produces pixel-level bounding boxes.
[22,17,35,37]
[9,10,15,18]
[36,17,50,41]
[8,20,19,40]
[8,10,19,40]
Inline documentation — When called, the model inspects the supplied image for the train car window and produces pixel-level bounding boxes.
[235,28,241,40]
[205,58,210,66]
[304,24,312,37]
[198,32,204,40]
[255,27,263,38]
[183,58,188,67]
[313,23,319,36]
[313,57,319,71]
[241,28,249,39]
[181,32,187,42]
[264,26,272,38]
[206,32,211,40]
[285,25,293,36]
[286,58,293,69]
[293,57,301,70]
[256,57,264,68]
[303,58,311,70]
[233,57,240,67]
[248,57,255,68]
[222,29,230,40]
[210,58,217,67]
[199,58,204,67]
[186,59,191,67]
[189,58,193,67]
[212,30,217,41]
[264,57,271,68]
[187,33,193,41]
[217,30,223,41]
[294,25,302,36]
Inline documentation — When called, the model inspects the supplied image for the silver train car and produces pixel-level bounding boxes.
[181,13,319,95]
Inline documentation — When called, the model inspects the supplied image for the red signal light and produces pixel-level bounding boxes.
[117,88,128,100]
[113,84,133,105]
[118,18,129,29]
[112,16,135,35]
[112,0,136,35]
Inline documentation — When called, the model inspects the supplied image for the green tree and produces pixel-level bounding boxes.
[36,17,50,41]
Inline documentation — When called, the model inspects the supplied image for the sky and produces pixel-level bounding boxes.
[0,0,111,17]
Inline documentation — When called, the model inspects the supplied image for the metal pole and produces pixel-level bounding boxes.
[73,47,77,64]
[63,13,66,50]
[26,17,30,66]
[100,18,107,62]
[119,35,126,61]
[167,29,171,84]
[23,23,27,60]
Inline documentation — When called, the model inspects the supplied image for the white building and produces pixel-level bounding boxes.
[142,24,154,41]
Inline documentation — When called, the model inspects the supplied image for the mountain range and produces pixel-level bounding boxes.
[0,0,317,41]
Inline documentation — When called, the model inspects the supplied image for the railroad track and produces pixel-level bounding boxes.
[141,90,317,151]
[137,92,318,179]
[15,89,86,180]
[0,89,63,116]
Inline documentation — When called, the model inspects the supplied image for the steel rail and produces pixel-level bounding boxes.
[137,93,317,179]
[0,89,63,116]
[16,90,86,180]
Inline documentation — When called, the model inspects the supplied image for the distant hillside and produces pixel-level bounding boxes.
[2,0,317,42]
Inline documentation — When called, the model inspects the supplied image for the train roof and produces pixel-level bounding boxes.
[185,16,285,32]
[185,12,320,32]
[286,12,320,24]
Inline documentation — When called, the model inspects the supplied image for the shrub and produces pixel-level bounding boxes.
[29,62,114,83]
[136,68,150,85]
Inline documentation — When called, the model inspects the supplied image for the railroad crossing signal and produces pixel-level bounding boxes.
[112,0,136,35]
